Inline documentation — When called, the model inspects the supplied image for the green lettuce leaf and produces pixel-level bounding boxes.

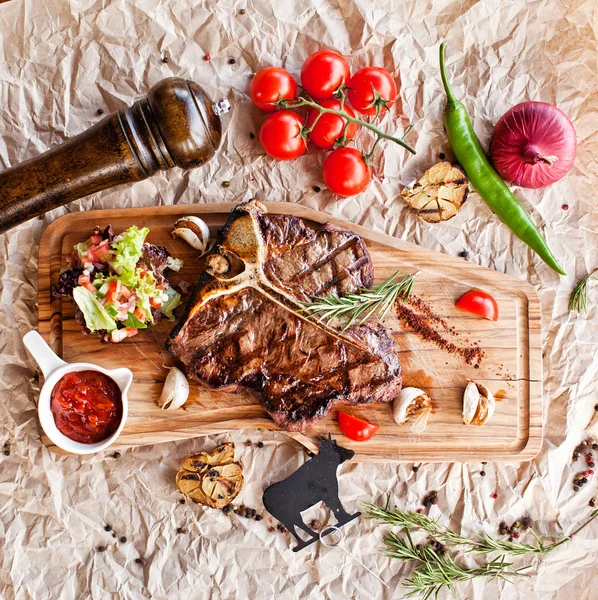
[160,287,182,321]
[72,286,117,332]
[111,226,149,277]
[135,271,158,323]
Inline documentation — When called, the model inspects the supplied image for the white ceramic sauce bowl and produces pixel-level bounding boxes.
[23,330,133,455]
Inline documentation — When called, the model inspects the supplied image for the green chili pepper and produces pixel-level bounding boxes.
[439,42,566,276]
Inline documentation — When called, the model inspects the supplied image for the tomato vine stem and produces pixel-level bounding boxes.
[277,97,417,155]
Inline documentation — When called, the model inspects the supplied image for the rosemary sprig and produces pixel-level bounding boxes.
[385,530,525,600]
[300,271,417,333]
[365,502,598,599]
[569,268,598,315]
[364,503,563,555]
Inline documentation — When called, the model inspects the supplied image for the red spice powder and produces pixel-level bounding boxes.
[395,299,485,365]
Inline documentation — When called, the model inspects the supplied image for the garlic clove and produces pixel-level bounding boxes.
[462,381,479,425]
[463,381,495,426]
[172,216,211,255]
[158,366,189,410]
[393,386,432,432]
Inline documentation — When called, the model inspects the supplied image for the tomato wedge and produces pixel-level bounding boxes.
[455,290,499,321]
[338,411,379,441]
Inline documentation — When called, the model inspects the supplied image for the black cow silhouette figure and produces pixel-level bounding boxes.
[262,435,360,551]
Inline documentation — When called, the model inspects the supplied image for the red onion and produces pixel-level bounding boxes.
[489,101,576,189]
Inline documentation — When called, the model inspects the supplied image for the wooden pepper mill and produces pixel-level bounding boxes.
[0,77,230,234]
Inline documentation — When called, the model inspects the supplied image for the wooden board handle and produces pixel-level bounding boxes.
[0,78,224,234]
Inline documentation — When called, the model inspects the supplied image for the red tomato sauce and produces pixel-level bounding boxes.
[50,370,123,444]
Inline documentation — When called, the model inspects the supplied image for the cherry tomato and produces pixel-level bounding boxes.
[338,411,379,441]
[347,67,397,116]
[301,50,350,100]
[322,147,371,196]
[259,110,307,161]
[305,100,358,150]
[455,290,499,321]
[250,67,297,113]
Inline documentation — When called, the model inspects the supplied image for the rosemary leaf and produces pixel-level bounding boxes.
[569,268,598,316]
[364,502,559,555]
[300,270,417,333]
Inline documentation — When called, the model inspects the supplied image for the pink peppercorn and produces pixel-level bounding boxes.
[491,493,498,499]
[590,470,595,475]
[562,204,569,210]
[513,532,520,538]
[204,53,211,61]
[416,508,423,514]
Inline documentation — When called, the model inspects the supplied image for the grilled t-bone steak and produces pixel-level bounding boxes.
[167,200,402,432]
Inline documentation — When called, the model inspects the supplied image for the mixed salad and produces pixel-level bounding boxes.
[52,225,183,343]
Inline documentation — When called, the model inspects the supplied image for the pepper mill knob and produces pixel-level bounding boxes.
[0,77,230,234]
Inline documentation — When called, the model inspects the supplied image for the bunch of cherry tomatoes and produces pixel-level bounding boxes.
[249,50,399,197]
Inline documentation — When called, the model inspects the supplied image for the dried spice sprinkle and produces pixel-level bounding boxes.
[395,296,484,365]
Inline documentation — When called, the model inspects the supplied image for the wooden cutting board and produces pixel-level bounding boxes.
[38,203,542,462]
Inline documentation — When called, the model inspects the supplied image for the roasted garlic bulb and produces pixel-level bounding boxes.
[400,161,468,222]
[176,442,244,508]
[462,381,495,427]
[393,387,433,433]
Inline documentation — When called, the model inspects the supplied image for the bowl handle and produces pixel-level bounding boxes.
[23,330,67,379]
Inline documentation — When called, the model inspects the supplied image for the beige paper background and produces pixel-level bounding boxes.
[0,0,597,598]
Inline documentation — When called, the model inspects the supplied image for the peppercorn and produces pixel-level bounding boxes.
[161,55,169,63]
[204,53,211,61]
[521,516,532,529]
[574,485,580,492]
[135,557,147,565]
[313,186,321,193]
[582,477,588,484]
[590,499,596,508]
[255,515,262,521]
[104,525,112,532]
[458,250,468,258]
[474,363,480,369]
[97,546,106,552]
[222,505,232,514]
[593,444,598,451]
[228,58,236,65]
[511,521,521,530]
[412,466,419,473]
[257,441,264,448]
[179,498,186,505]
[239,8,246,14]
[249,133,255,139]
[416,508,423,514]
[498,522,508,535]
[480,470,486,477]
[439,153,446,160]
[490,492,498,499]
[512,532,520,539]
[309,519,322,530]
[222,180,231,188]
[573,452,580,461]
[96,108,104,115]
[120,536,127,543]
[113,452,121,459]
[430,496,438,505]
[3,450,9,456]
[595,404,598,411]
[481,462,487,465]
[176,527,186,534]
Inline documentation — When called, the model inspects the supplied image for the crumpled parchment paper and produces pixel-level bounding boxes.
[0,0,597,598]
